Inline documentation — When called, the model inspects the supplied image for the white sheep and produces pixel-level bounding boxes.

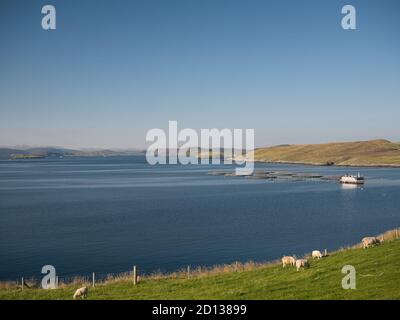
[295,259,309,271]
[362,237,380,249]
[73,286,88,300]
[312,250,323,259]
[281,256,296,268]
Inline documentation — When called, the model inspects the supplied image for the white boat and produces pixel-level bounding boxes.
[340,173,364,185]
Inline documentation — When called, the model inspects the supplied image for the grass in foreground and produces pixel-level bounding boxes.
[1,237,400,300]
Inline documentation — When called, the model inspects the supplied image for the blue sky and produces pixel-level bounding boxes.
[0,0,399,148]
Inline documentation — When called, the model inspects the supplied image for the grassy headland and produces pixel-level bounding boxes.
[1,229,399,300]
[251,139,400,167]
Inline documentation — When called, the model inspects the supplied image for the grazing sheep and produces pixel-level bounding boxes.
[295,259,309,271]
[73,286,88,300]
[362,237,380,249]
[312,250,323,259]
[281,256,296,268]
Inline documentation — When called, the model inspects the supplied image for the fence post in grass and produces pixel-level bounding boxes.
[133,266,137,285]
[396,229,399,239]
[56,276,59,289]
[21,277,24,291]
[187,265,190,280]
[92,272,95,288]
[324,249,327,257]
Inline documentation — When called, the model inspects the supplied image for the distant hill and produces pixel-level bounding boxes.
[0,148,28,160]
[0,147,145,160]
[69,149,144,157]
[251,139,400,167]
[3,140,400,166]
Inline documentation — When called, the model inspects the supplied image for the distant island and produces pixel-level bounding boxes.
[2,139,400,167]
[0,147,145,160]
[250,139,400,167]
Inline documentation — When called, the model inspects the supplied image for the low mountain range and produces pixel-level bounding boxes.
[0,147,144,160]
[1,140,400,167]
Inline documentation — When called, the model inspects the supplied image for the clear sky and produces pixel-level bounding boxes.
[0,0,399,149]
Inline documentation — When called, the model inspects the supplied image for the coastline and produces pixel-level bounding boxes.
[252,159,400,168]
[4,156,400,168]
[1,228,399,300]
[1,227,398,287]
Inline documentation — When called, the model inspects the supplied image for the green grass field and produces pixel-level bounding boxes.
[1,237,400,300]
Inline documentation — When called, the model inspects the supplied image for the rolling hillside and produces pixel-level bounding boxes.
[252,139,400,167]
[1,230,399,300]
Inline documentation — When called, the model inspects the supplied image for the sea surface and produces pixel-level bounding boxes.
[0,156,400,281]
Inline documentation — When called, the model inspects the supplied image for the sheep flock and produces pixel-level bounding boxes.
[281,236,381,271]
[70,235,383,299]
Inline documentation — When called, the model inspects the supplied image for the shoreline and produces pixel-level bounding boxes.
[1,227,399,287]
[3,155,400,168]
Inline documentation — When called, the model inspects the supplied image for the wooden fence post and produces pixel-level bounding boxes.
[21,277,24,290]
[56,276,59,289]
[396,229,399,239]
[133,266,137,285]
[187,265,190,280]
[92,272,95,288]
[324,249,327,257]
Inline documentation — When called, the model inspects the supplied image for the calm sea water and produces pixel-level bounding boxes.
[0,156,400,281]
